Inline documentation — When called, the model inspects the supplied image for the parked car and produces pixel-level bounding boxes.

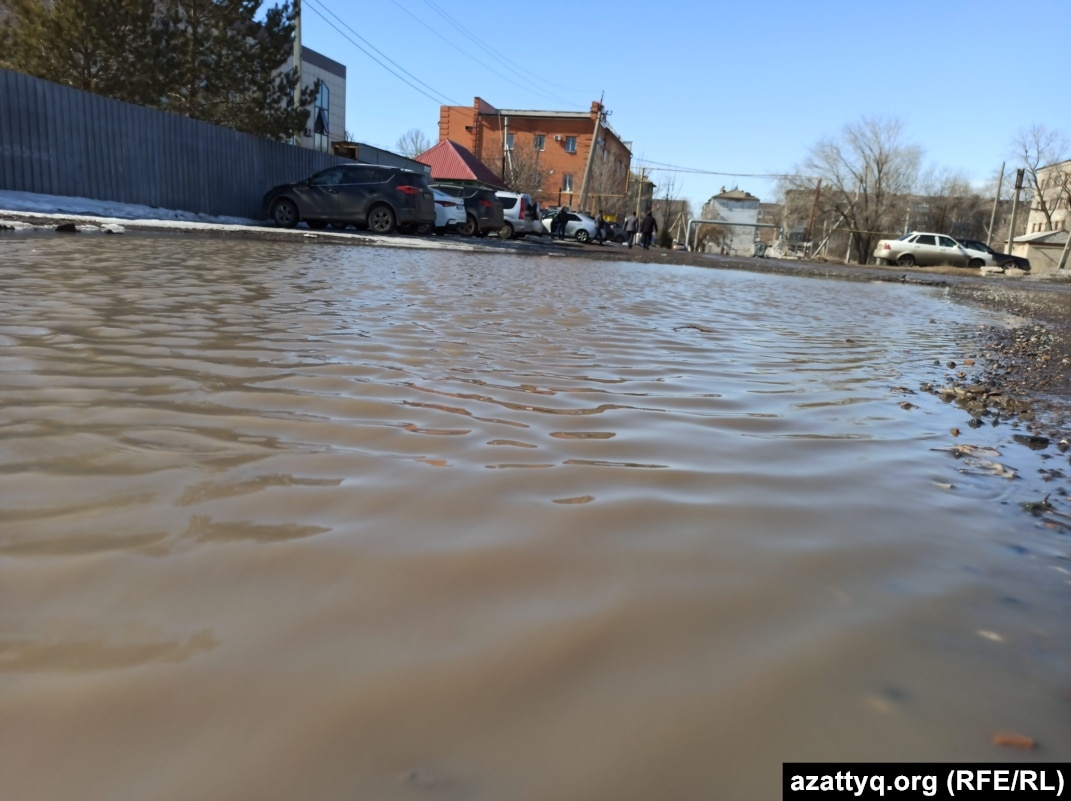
[541,209,599,243]
[417,187,466,235]
[263,164,435,234]
[953,238,1031,271]
[429,183,503,236]
[872,231,992,268]
[494,191,540,239]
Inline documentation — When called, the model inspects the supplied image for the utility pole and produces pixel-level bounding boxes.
[1005,168,1024,256]
[291,0,299,114]
[634,167,646,217]
[805,179,821,255]
[502,115,511,183]
[1057,228,1071,272]
[987,162,1005,247]
[577,93,604,213]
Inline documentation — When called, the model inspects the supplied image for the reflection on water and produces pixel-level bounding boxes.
[1,236,1067,800]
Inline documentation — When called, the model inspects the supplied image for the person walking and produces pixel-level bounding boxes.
[640,210,658,250]
[623,211,638,248]
[553,206,569,240]
[595,210,606,245]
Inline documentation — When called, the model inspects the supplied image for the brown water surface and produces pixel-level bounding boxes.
[1,236,1068,800]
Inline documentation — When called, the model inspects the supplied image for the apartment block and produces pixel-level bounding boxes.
[438,97,632,213]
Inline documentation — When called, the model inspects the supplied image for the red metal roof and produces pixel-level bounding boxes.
[416,140,507,189]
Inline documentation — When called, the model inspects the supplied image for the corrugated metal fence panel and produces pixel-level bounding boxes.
[0,68,351,219]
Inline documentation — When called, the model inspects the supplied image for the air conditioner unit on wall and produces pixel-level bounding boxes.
[554,135,562,141]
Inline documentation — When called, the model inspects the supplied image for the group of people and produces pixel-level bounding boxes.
[550,206,658,250]
[622,210,658,250]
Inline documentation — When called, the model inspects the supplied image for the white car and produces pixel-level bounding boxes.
[872,231,994,268]
[420,187,466,234]
[541,209,599,243]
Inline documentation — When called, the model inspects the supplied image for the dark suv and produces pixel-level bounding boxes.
[263,165,435,234]
[429,183,504,237]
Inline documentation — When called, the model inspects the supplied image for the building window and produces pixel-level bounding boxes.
[313,82,330,152]
[533,134,545,151]
[505,132,515,151]
[562,174,574,192]
[565,136,577,153]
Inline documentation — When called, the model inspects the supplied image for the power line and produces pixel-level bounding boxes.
[416,0,587,110]
[635,157,802,180]
[304,0,459,107]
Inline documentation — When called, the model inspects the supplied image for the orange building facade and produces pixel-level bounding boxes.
[438,97,632,214]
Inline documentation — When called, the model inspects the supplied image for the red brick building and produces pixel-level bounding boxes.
[438,97,633,214]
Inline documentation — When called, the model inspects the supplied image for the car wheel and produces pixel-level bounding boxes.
[415,222,432,235]
[306,219,327,230]
[367,204,396,234]
[967,258,985,269]
[575,229,590,243]
[897,254,916,267]
[271,198,299,228]
[458,214,478,237]
[499,221,515,239]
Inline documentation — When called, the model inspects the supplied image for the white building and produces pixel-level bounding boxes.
[700,189,760,256]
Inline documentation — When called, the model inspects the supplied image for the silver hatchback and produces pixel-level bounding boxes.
[494,191,540,239]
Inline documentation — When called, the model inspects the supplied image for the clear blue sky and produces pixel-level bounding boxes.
[299,0,1071,214]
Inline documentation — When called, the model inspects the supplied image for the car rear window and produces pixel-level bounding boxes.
[498,197,517,210]
[915,235,936,246]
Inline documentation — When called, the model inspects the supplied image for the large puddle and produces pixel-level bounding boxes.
[1,236,1067,800]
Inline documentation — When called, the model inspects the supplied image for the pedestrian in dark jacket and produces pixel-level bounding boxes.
[640,211,657,250]
[595,210,606,245]
[553,206,569,240]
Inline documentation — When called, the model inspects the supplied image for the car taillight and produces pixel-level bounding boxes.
[519,197,526,218]
[478,200,492,207]
[882,243,890,250]
[397,185,421,195]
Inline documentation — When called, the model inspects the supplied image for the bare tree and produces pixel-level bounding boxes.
[502,144,546,199]
[1012,124,1070,231]
[395,128,432,158]
[914,167,989,237]
[786,116,921,263]
[584,148,630,218]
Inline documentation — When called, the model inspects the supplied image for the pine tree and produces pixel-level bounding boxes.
[2,0,315,141]
[154,0,315,140]
[1,0,158,106]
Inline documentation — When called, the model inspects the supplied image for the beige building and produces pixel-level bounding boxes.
[1013,159,1070,274]
[1024,158,1071,234]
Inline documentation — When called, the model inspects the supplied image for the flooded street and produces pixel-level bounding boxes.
[1,235,1068,801]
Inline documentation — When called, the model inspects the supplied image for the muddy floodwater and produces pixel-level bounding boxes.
[1,236,1068,801]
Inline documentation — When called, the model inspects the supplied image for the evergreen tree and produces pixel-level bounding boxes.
[1,0,315,141]
[0,0,158,106]
[154,0,315,140]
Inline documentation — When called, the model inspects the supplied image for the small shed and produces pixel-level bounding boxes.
[1011,229,1070,276]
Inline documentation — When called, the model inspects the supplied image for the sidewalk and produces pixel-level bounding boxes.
[0,189,500,252]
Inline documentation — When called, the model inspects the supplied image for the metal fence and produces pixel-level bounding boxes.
[0,68,352,220]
